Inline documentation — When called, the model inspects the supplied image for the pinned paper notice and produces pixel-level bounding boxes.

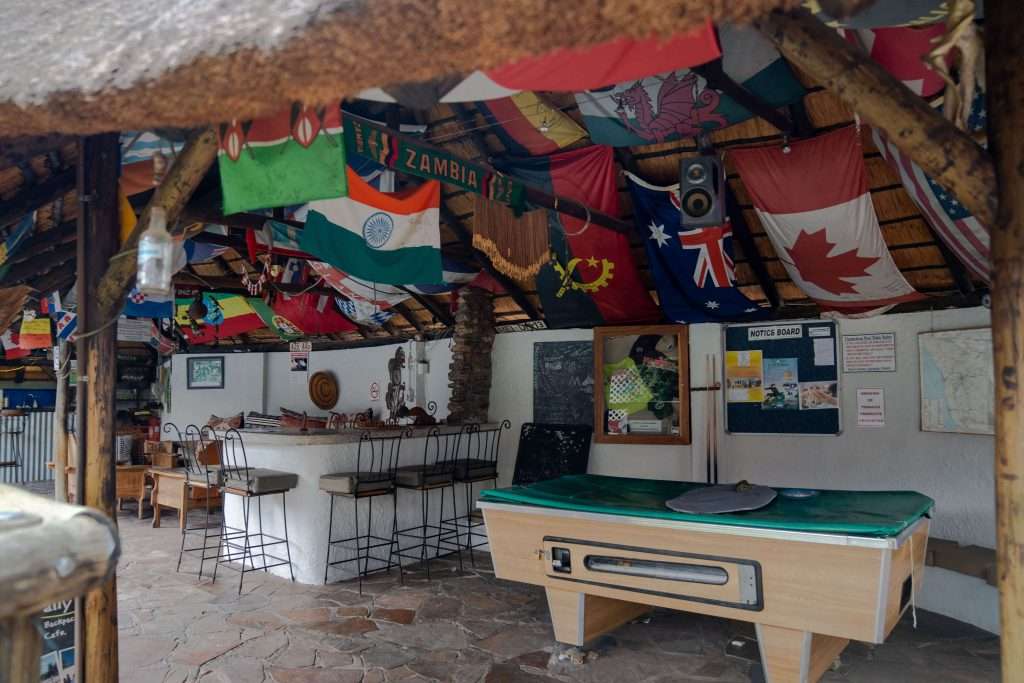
[857,388,885,428]
[813,338,835,366]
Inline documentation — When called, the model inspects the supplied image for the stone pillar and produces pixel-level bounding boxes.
[447,286,495,424]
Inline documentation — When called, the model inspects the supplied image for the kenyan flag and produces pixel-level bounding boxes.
[218,101,347,214]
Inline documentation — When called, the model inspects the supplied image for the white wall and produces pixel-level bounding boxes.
[263,339,453,420]
[162,352,266,431]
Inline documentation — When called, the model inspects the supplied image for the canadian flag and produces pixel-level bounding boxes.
[731,126,924,316]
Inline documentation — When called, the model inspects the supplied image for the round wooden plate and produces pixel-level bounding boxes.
[309,371,339,410]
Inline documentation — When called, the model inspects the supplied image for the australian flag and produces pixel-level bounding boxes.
[626,173,767,323]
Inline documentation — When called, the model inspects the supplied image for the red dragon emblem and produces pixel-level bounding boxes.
[611,72,727,144]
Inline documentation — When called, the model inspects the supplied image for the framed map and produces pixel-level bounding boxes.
[919,328,993,435]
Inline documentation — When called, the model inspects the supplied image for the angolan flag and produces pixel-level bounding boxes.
[730,126,924,317]
[218,102,347,215]
[299,168,443,285]
[501,145,660,328]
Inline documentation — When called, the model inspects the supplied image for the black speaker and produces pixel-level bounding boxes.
[679,155,726,228]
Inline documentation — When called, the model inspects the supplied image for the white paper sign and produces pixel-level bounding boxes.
[813,338,835,366]
[857,388,885,427]
[748,324,803,341]
[842,333,896,373]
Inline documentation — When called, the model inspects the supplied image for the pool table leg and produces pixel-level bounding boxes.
[545,587,650,647]
[755,624,848,683]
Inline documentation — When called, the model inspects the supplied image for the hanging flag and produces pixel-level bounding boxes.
[120,131,184,196]
[336,298,397,327]
[183,239,229,264]
[501,145,661,328]
[40,291,61,316]
[148,321,177,355]
[0,213,35,270]
[174,292,266,344]
[248,297,304,341]
[626,173,767,322]
[406,257,479,295]
[575,25,805,147]
[842,23,950,97]
[344,115,524,209]
[308,260,411,310]
[218,101,347,215]
[357,22,720,106]
[271,292,356,336]
[18,315,52,350]
[731,127,924,316]
[1,328,28,359]
[806,0,954,28]
[123,286,174,319]
[55,311,77,342]
[476,92,588,156]
[299,168,443,285]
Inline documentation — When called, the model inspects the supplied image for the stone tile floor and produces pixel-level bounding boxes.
[15,483,1005,682]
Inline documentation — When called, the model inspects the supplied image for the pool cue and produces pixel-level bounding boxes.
[705,354,713,483]
[711,356,719,484]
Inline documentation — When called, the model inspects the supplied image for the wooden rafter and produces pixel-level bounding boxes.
[400,286,455,327]
[0,166,74,228]
[726,184,780,310]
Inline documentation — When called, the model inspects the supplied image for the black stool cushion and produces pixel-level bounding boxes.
[320,472,392,495]
[394,464,455,488]
[453,458,497,481]
[224,467,298,494]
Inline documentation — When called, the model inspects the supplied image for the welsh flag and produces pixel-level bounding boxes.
[299,168,443,285]
[174,291,265,345]
[574,24,804,147]
[501,146,660,328]
[731,127,924,316]
[218,102,347,215]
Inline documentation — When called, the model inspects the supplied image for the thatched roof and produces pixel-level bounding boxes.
[0,0,798,137]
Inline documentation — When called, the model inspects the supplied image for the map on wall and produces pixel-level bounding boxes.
[919,328,994,435]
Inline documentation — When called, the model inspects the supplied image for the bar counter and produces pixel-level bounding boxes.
[219,424,494,584]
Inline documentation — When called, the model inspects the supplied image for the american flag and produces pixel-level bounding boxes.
[872,128,990,284]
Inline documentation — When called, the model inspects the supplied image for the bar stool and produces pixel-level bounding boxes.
[448,420,510,565]
[392,426,465,580]
[320,429,407,593]
[213,428,298,594]
[163,422,222,580]
[0,409,25,484]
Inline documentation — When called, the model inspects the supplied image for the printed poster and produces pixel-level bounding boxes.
[39,599,76,682]
[856,388,885,427]
[725,350,764,403]
[762,358,799,410]
[799,381,839,410]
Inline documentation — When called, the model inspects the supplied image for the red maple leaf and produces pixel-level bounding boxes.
[782,228,879,295]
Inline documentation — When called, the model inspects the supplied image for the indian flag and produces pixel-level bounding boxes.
[218,102,347,215]
[298,168,443,285]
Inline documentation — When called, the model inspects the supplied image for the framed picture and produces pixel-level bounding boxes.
[187,356,224,389]
[593,325,690,445]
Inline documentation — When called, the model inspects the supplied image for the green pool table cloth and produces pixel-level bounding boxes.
[480,475,934,537]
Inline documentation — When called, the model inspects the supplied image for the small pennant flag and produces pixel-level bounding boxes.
[731,127,924,316]
[18,316,52,350]
[336,299,397,327]
[124,286,174,319]
[1,329,28,359]
[55,311,77,341]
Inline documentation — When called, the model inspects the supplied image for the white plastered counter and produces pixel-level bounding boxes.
[219,425,495,584]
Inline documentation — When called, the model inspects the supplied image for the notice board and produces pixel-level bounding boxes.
[724,321,841,435]
[533,341,594,426]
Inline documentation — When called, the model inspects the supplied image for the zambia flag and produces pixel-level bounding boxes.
[575,25,804,147]
[218,102,347,215]
[501,146,660,328]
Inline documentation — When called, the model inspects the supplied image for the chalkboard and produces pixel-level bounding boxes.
[533,341,594,426]
[724,321,841,435]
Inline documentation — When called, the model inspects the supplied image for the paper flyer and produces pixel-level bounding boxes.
[725,350,764,403]
[799,381,839,410]
[762,358,799,410]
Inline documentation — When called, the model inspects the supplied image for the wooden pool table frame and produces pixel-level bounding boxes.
[480,502,929,683]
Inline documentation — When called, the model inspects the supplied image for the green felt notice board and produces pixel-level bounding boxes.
[724,321,841,435]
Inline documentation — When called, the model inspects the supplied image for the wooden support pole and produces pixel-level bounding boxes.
[755,8,996,229]
[75,132,121,683]
[52,341,70,503]
[94,126,218,319]
[985,0,1024,673]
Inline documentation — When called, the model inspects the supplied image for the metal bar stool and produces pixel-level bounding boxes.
[320,429,408,593]
[447,420,510,566]
[164,422,222,580]
[0,409,26,484]
[392,426,465,580]
[213,428,298,594]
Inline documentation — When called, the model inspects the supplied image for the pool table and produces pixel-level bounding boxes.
[479,475,933,683]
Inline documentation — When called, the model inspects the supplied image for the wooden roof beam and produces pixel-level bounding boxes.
[399,286,454,327]
[755,8,995,229]
[0,166,74,229]
[726,184,780,311]
[693,60,793,134]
